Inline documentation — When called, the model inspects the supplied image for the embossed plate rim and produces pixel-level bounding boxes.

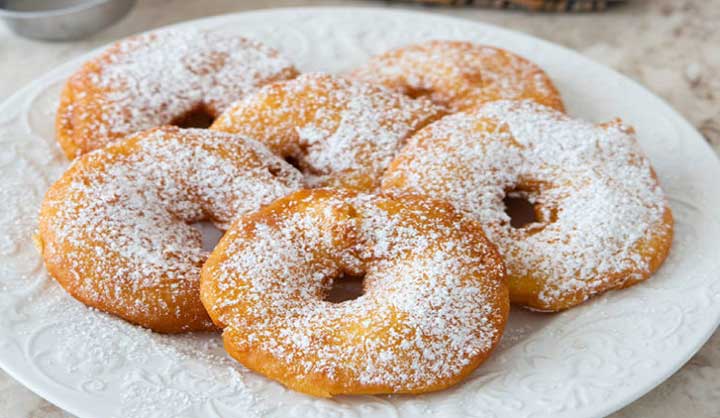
[1,7,719,418]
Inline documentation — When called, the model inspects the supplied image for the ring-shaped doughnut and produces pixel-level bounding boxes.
[210,73,444,192]
[382,100,673,311]
[351,40,564,112]
[200,188,508,396]
[37,127,303,332]
[56,29,298,158]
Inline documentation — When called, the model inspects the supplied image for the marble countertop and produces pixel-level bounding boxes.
[0,1,718,417]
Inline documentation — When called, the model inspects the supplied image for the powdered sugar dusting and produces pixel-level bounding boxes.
[57,28,297,155]
[211,73,444,192]
[350,40,564,112]
[202,190,507,393]
[38,127,303,331]
[382,100,671,307]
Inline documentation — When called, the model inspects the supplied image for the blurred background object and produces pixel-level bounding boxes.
[401,0,624,12]
[0,0,135,40]
[0,0,624,44]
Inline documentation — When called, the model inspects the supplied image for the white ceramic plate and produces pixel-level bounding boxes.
[0,7,719,418]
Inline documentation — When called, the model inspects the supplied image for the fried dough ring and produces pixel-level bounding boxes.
[37,127,303,332]
[200,188,508,396]
[56,29,298,158]
[382,100,673,311]
[351,40,564,112]
[210,73,444,192]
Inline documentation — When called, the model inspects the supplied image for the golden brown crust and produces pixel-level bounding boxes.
[381,100,673,312]
[38,126,303,333]
[507,207,674,311]
[351,40,564,112]
[210,73,445,192]
[55,29,298,159]
[201,188,509,396]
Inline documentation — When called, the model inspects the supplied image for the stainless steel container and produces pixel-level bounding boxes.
[0,0,136,41]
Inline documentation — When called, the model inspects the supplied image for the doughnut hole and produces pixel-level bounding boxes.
[191,220,225,252]
[503,193,537,228]
[282,150,349,189]
[283,155,303,172]
[503,182,558,233]
[171,104,216,129]
[279,142,324,180]
[405,86,435,101]
[324,272,366,303]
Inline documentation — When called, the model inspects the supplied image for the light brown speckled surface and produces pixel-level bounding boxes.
[0,1,718,417]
